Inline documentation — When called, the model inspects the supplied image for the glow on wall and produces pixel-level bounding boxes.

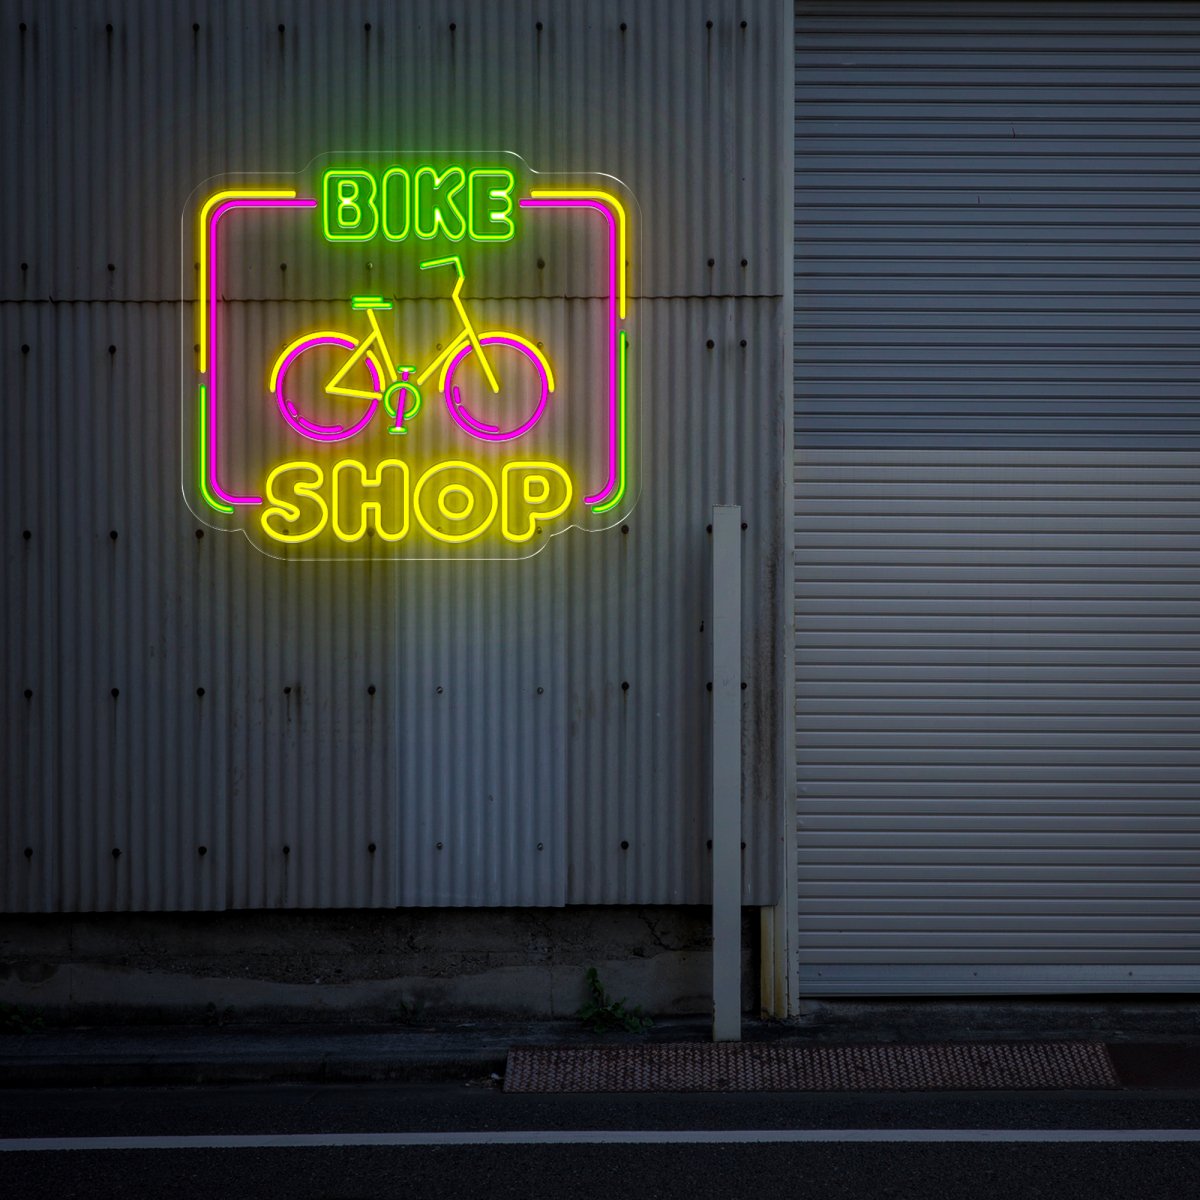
[181,154,637,559]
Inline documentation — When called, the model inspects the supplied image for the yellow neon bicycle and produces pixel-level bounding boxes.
[269,255,555,443]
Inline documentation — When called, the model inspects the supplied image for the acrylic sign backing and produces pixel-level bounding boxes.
[182,153,637,559]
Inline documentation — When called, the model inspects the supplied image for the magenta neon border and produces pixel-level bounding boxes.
[517,197,621,508]
[205,197,317,505]
[202,189,624,513]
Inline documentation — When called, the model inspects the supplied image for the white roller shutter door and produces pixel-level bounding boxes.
[794,2,1200,994]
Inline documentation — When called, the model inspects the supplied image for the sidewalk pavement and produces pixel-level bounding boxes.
[2,1001,1198,1088]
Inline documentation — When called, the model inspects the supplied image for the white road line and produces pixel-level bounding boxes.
[3,1129,1200,1152]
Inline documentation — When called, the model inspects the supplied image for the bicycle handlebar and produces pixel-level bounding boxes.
[418,254,464,278]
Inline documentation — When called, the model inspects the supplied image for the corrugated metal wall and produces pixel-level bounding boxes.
[794,2,1200,992]
[2,0,789,912]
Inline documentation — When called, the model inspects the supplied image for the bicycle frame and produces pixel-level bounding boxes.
[269,252,554,443]
[324,255,500,405]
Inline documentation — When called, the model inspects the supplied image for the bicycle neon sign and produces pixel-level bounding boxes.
[182,153,636,559]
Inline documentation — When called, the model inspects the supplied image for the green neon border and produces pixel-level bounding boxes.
[197,384,235,514]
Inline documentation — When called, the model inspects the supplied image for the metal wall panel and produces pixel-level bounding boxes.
[793,2,1200,994]
[2,0,788,911]
[566,297,788,903]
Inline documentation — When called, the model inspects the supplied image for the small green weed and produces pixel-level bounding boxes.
[0,1002,45,1035]
[576,967,653,1034]
[390,999,426,1026]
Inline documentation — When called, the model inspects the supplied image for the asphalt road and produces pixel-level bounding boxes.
[2,1081,1199,1199]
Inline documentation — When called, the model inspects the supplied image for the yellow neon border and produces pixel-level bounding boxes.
[528,188,627,319]
[196,188,298,375]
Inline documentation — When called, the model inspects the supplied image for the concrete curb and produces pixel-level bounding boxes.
[0,1055,501,1089]
[4,1004,1200,1089]
[0,1019,714,1089]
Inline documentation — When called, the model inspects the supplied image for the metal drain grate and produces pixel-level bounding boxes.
[504,1041,1118,1094]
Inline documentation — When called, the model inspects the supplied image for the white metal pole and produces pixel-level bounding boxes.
[711,504,742,1042]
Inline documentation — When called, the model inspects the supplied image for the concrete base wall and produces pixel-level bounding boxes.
[0,907,759,1025]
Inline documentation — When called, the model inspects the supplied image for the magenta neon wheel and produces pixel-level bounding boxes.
[274,334,381,442]
[443,335,551,442]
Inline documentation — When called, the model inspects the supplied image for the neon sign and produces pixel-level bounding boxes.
[182,153,637,559]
